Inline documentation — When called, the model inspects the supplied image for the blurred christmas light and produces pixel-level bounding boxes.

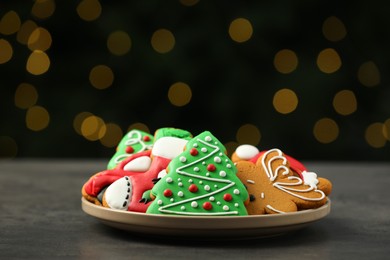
[27,27,52,51]
[100,123,123,148]
[273,88,298,114]
[26,50,50,75]
[77,0,102,22]
[127,122,150,133]
[383,119,390,141]
[228,18,253,43]
[273,49,298,74]
[313,118,339,144]
[0,136,18,158]
[236,124,261,145]
[89,65,114,89]
[31,0,56,20]
[316,48,342,73]
[365,122,386,148]
[322,16,347,42]
[81,115,106,141]
[0,39,13,64]
[0,10,21,35]
[26,105,50,131]
[151,29,175,54]
[73,111,94,135]
[357,61,381,87]
[14,83,38,109]
[168,82,192,107]
[332,90,357,116]
[17,20,38,45]
[107,30,131,56]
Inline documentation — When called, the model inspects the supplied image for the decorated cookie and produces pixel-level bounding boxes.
[235,148,332,215]
[146,131,249,216]
[107,129,154,170]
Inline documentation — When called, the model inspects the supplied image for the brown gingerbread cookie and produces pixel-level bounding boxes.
[235,148,332,215]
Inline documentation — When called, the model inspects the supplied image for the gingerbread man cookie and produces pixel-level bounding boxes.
[235,148,332,215]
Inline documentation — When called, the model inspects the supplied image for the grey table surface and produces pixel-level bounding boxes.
[0,159,389,259]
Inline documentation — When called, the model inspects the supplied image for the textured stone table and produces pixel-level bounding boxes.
[1,160,389,259]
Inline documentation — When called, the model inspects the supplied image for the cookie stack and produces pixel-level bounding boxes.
[81,128,332,216]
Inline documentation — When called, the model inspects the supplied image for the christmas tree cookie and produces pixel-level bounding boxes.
[107,129,154,169]
[146,131,249,216]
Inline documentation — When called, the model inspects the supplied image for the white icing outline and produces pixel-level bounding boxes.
[114,130,153,164]
[266,205,286,214]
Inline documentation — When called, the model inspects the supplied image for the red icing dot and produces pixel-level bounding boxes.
[163,189,173,197]
[125,146,134,153]
[188,184,198,193]
[223,193,233,201]
[203,202,213,210]
[207,164,216,172]
[190,148,198,156]
[143,136,151,142]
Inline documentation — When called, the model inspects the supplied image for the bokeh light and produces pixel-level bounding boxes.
[333,90,357,116]
[26,106,50,131]
[168,82,192,107]
[365,122,386,148]
[273,49,298,74]
[14,83,39,109]
[31,0,56,20]
[128,122,150,133]
[228,18,253,43]
[26,50,50,75]
[0,11,21,35]
[0,39,13,64]
[89,65,114,89]
[81,115,106,141]
[357,61,381,87]
[322,16,347,42]
[73,111,94,135]
[383,119,390,141]
[77,0,102,22]
[0,136,18,158]
[100,123,123,148]
[273,88,299,114]
[236,124,261,145]
[27,27,52,51]
[17,20,38,45]
[151,29,175,54]
[313,118,339,144]
[317,48,342,73]
[107,30,131,56]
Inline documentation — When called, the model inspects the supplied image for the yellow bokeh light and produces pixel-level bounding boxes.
[0,136,18,158]
[228,18,253,43]
[26,50,50,75]
[73,111,94,135]
[313,118,339,144]
[273,88,299,114]
[151,29,175,54]
[316,48,342,73]
[0,10,21,35]
[15,83,39,109]
[17,20,38,45]
[26,106,50,131]
[322,16,347,42]
[81,115,106,141]
[77,0,102,22]
[31,0,56,20]
[27,27,52,51]
[357,61,381,87]
[273,49,298,74]
[89,65,114,89]
[127,122,150,133]
[0,39,13,64]
[365,122,386,148]
[100,123,124,148]
[383,119,390,141]
[168,82,192,107]
[332,90,357,116]
[107,31,131,56]
[236,124,261,145]
[180,0,200,6]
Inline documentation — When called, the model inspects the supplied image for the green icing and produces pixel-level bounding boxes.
[146,131,248,216]
[154,127,192,141]
[107,129,154,169]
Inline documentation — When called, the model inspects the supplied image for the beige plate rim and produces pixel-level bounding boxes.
[81,197,331,239]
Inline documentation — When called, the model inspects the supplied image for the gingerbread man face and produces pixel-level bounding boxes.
[236,148,331,215]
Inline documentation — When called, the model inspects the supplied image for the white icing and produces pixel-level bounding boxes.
[266,205,286,214]
[178,191,184,197]
[226,164,231,168]
[235,144,259,160]
[247,179,255,184]
[199,181,203,184]
[191,201,198,207]
[209,196,215,201]
[193,143,198,147]
[261,192,265,199]
[214,157,222,163]
[302,171,319,188]
[204,185,210,191]
[223,205,229,211]
[194,167,200,172]
[180,156,187,162]
[114,130,153,164]
[165,177,173,183]
[157,169,167,179]
[104,176,132,211]
[157,200,163,205]
[123,156,151,172]
[233,189,240,194]
[205,136,212,142]
[201,147,207,153]
[219,171,226,177]
[178,182,183,187]
[152,137,188,159]
[181,206,185,210]
[234,203,239,207]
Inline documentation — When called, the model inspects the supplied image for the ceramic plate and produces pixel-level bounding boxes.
[81,197,331,240]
